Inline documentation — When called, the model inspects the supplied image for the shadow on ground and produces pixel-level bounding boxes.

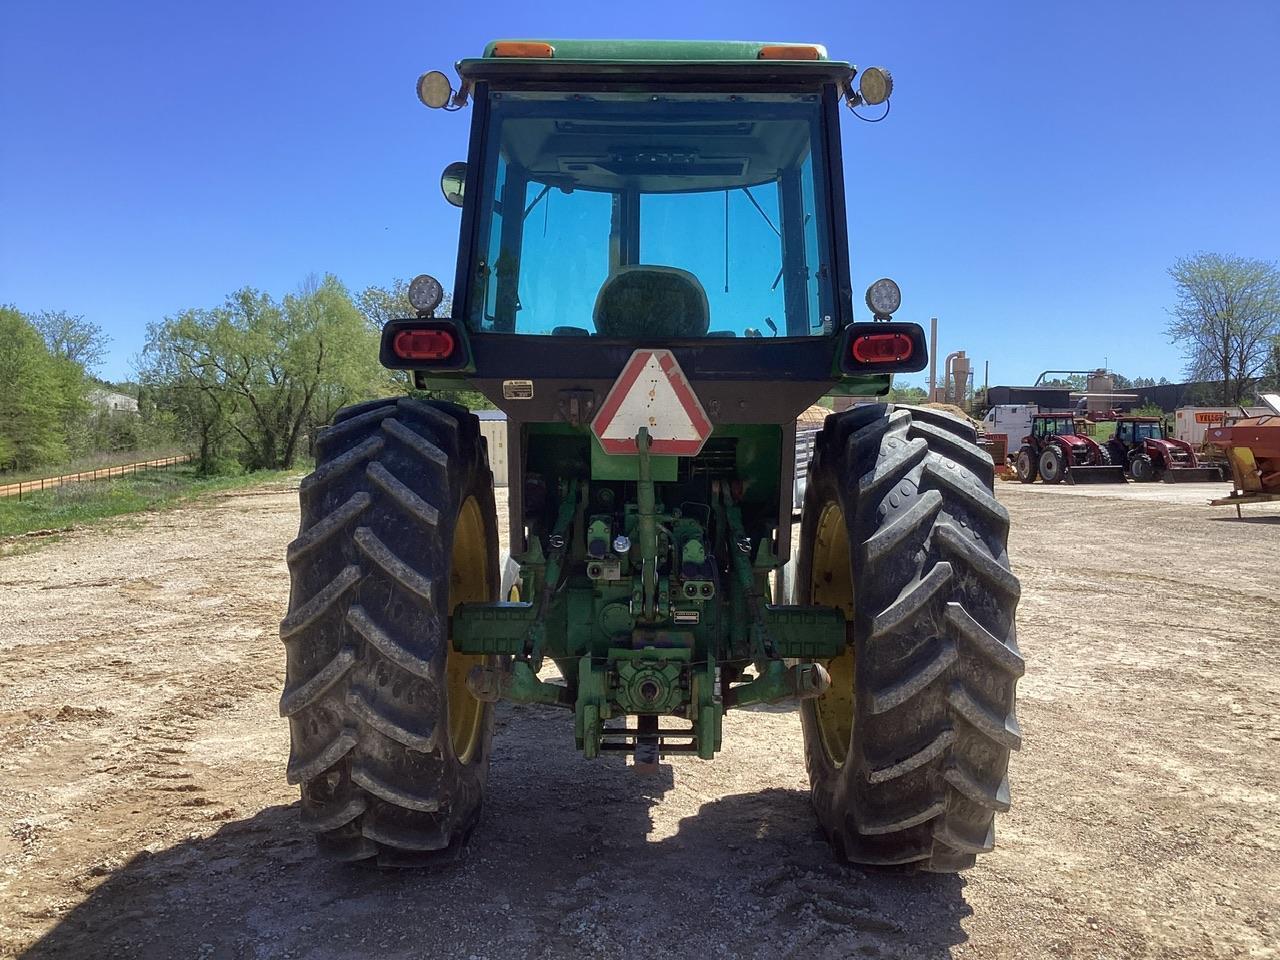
[23,707,970,960]
[1208,514,1280,525]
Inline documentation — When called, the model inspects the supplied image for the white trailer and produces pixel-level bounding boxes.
[1174,406,1269,448]
[979,404,1038,449]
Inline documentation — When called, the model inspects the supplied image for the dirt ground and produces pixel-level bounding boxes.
[0,478,1277,959]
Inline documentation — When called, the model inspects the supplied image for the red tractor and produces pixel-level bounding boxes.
[1015,414,1126,484]
[1105,416,1223,482]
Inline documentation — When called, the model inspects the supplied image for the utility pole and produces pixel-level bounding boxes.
[928,317,938,401]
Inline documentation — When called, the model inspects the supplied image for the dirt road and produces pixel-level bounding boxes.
[0,480,1276,959]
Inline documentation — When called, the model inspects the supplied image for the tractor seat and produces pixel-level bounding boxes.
[592,265,710,339]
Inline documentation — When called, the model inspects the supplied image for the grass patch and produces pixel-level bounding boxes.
[0,466,298,540]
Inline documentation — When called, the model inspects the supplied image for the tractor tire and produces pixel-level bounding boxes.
[796,404,1023,872]
[1015,446,1038,483]
[1038,446,1065,484]
[1130,455,1155,482]
[280,396,499,866]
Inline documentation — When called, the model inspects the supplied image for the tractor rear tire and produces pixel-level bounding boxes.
[797,404,1023,872]
[1015,446,1037,483]
[280,397,499,865]
[1038,446,1065,484]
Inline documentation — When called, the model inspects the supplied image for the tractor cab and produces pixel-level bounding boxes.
[1114,418,1165,445]
[1028,414,1083,444]
[465,81,832,341]
[384,41,926,416]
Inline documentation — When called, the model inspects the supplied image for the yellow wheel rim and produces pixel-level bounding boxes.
[809,501,854,768]
[446,496,488,764]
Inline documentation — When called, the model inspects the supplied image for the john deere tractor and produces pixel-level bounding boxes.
[280,40,1023,871]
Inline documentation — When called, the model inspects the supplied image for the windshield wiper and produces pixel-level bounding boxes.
[739,187,780,238]
[523,184,553,220]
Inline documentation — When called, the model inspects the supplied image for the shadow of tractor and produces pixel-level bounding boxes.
[23,707,971,960]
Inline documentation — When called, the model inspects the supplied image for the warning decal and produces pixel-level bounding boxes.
[590,349,712,456]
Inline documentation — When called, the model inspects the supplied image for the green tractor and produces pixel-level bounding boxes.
[279,40,1023,871]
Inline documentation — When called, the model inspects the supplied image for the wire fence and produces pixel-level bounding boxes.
[0,455,193,502]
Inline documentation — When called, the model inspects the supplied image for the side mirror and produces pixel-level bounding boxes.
[441,162,467,207]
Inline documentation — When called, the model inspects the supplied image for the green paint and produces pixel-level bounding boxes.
[590,432,677,482]
[613,647,690,714]
[477,39,842,64]
[732,661,829,709]
[503,660,569,707]
[828,373,893,395]
[763,606,846,658]
[635,429,659,621]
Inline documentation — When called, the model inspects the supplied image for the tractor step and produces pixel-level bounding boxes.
[1067,466,1128,484]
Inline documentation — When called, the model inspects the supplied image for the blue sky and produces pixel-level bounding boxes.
[2,1,1278,387]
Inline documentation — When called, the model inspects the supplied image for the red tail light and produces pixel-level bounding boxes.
[851,333,914,364]
[393,328,456,361]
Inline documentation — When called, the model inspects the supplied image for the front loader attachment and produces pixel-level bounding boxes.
[1162,466,1224,483]
[1067,465,1128,484]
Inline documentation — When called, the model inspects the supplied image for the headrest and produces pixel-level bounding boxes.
[592,266,710,339]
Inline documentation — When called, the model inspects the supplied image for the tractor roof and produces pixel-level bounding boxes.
[457,39,854,84]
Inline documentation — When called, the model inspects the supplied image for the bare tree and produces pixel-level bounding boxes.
[1166,253,1280,403]
[32,310,110,371]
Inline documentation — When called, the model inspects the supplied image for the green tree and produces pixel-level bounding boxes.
[144,276,389,471]
[141,307,240,473]
[0,307,69,469]
[1167,253,1280,403]
[357,279,454,331]
[287,275,392,458]
[886,384,928,404]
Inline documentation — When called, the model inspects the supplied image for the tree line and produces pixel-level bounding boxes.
[140,274,394,473]
[0,306,133,470]
[1,275,469,477]
[138,274,497,474]
[4,254,1276,476]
